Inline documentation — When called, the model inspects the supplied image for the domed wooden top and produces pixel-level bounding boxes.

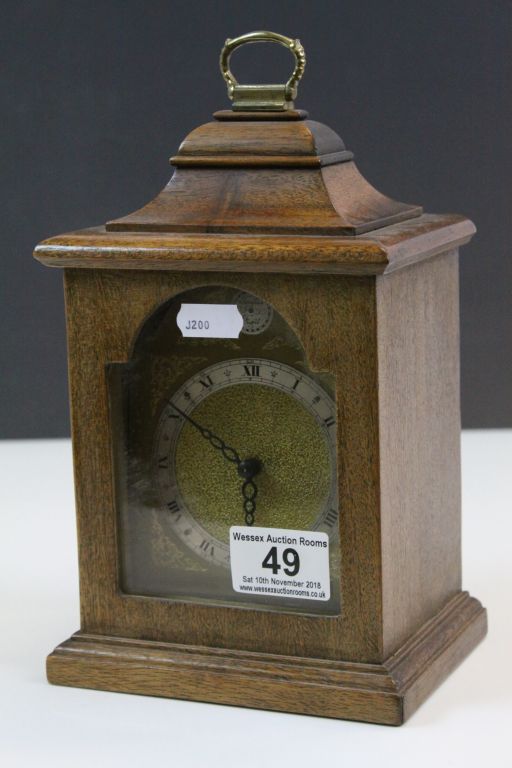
[105,110,422,236]
[34,32,475,273]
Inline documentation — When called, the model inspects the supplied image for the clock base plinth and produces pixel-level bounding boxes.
[46,591,486,726]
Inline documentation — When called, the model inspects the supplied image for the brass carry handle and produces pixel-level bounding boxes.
[219,31,306,111]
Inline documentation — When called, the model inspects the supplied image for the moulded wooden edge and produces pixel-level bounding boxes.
[212,110,309,121]
[169,117,348,167]
[46,591,486,726]
[169,150,354,168]
[33,214,476,276]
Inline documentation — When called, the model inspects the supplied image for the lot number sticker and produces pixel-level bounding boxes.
[230,526,330,601]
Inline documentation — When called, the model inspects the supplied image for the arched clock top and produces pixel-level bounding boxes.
[117,279,333,381]
[119,282,333,388]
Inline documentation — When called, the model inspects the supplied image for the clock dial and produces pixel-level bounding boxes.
[110,284,341,615]
[154,358,337,569]
[235,291,274,334]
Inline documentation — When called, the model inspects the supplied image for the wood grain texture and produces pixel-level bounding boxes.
[46,591,486,726]
[38,241,487,724]
[104,113,420,234]
[34,214,475,274]
[106,163,419,235]
[170,118,351,163]
[377,252,463,656]
[63,268,383,662]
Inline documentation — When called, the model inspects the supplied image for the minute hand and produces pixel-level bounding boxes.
[168,400,242,466]
[168,400,261,526]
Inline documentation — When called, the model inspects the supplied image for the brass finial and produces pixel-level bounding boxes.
[219,31,306,111]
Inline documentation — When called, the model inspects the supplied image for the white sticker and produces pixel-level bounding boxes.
[230,526,330,601]
[177,303,243,338]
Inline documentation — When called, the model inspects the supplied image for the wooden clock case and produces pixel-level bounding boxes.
[34,109,487,725]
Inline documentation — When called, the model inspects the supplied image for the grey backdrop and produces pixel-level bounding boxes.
[2,0,510,437]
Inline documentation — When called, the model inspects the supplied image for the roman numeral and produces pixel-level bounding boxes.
[199,376,213,388]
[243,364,260,377]
[292,378,301,390]
[324,508,338,528]
[324,416,335,428]
[158,456,169,469]
[199,539,214,556]
[167,500,179,513]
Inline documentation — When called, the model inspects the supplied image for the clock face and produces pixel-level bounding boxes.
[109,285,341,615]
[154,358,338,569]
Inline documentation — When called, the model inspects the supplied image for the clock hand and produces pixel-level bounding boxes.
[237,460,261,527]
[168,400,242,465]
[168,400,262,526]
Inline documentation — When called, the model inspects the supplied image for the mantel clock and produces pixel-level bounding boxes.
[34,31,487,725]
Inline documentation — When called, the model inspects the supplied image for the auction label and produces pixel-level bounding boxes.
[230,526,330,601]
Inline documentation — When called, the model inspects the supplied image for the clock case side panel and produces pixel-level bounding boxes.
[61,267,384,663]
[376,249,480,656]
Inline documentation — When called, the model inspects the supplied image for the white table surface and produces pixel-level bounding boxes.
[1,432,510,767]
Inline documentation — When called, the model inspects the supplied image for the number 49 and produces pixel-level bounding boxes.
[262,546,300,577]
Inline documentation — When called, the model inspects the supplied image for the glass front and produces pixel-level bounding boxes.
[109,286,341,615]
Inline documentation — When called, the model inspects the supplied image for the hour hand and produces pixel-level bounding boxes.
[238,459,262,527]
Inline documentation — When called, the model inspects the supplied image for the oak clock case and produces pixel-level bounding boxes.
[34,30,487,726]
[109,285,340,614]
